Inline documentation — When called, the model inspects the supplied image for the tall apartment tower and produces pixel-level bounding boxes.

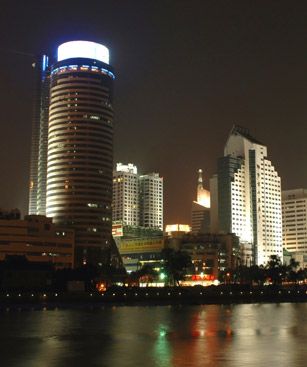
[28,55,50,215]
[113,163,139,226]
[139,173,163,230]
[282,189,307,253]
[212,125,283,265]
[45,41,115,266]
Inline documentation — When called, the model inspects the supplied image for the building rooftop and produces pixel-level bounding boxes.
[230,125,264,146]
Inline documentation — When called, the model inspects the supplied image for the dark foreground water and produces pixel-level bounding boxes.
[1,303,307,367]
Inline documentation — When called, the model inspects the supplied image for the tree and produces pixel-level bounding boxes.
[128,264,157,286]
[161,248,192,286]
[265,255,285,285]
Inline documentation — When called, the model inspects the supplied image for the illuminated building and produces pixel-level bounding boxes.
[165,224,191,236]
[45,41,115,266]
[167,232,239,283]
[112,224,164,272]
[191,169,210,234]
[0,214,74,269]
[139,173,163,230]
[211,125,282,265]
[28,55,50,215]
[112,163,163,230]
[282,189,307,263]
[113,163,139,226]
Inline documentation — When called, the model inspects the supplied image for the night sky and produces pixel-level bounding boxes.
[0,0,306,225]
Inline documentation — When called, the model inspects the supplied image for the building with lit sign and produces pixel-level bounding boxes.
[112,224,164,272]
[29,40,116,267]
[211,125,282,265]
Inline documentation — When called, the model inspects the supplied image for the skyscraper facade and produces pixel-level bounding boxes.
[44,41,115,266]
[113,163,139,226]
[212,125,283,265]
[139,173,163,230]
[282,188,307,253]
[28,55,50,215]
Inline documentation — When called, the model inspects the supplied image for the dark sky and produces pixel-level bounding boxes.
[0,0,306,225]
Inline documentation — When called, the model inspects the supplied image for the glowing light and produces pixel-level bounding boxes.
[57,41,110,64]
[96,282,106,293]
[165,224,191,233]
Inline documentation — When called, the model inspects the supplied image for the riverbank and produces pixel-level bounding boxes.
[1,284,307,308]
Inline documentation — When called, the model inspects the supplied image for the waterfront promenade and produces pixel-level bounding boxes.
[1,285,307,308]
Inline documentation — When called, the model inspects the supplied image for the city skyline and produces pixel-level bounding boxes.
[0,1,306,225]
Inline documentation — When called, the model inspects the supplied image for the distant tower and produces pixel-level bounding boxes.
[191,169,211,234]
[45,41,115,266]
[196,169,210,208]
[28,55,50,215]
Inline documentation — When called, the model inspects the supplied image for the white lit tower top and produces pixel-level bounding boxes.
[195,169,210,208]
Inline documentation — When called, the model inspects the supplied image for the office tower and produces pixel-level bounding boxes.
[213,125,282,265]
[45,41,115,266]
[28,55,50,215]
[113,163,139,226]
[139,173,163,230]
[191,169,210,234]
[282,189,307,253]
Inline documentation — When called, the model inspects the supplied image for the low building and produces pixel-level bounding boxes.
[167,233,240,284]
[112,223,164,272]
[0,214,74,269]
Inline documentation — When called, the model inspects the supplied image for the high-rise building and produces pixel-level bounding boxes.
[211,125,283,265]
[282,189,307,254]
[113,163,139,226]
[43,41,115,266]
[191,169,210,234]
[112,164,163,230]
[28,55,50,215]
[139,173,163,230]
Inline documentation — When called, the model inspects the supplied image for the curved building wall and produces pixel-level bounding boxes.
[46,58,114,266]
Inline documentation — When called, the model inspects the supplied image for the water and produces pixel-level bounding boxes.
[1,303,307,366]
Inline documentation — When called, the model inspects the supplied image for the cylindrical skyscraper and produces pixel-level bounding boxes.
[46,41,114,266]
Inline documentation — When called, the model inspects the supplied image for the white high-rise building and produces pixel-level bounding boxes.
[282,189,307,253]
[112,163,139,226]
[139,173,163,230]
[213,125,283,265]
[112,164,163,230]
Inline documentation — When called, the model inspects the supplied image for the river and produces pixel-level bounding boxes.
[0,303,306,366]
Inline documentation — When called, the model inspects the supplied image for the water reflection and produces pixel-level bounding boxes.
[0,303,307,366]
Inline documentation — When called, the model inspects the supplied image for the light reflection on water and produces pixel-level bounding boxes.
[0,303,307,366]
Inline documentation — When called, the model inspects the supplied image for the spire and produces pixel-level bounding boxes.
[197,169,203,190]
[195,168,210,208]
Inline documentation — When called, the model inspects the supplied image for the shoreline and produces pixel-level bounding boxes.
[1,285,307,309]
